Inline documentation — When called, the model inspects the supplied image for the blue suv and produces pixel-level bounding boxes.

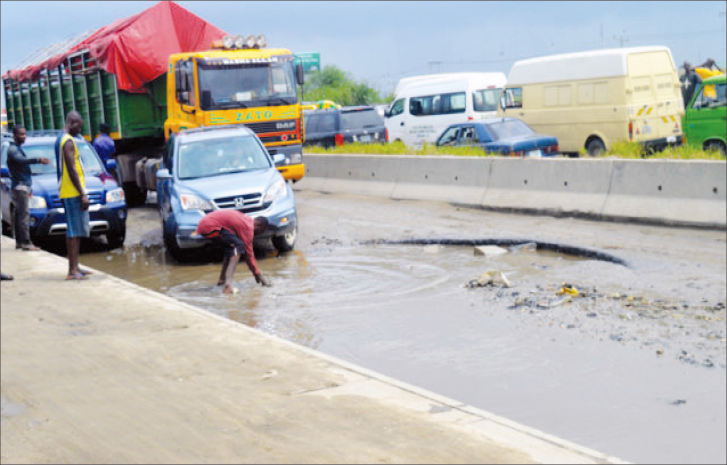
[1,133,127,248]
[156,125,297,261]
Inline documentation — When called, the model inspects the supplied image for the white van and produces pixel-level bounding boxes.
[498,46,684,156]
[385,72,507,147]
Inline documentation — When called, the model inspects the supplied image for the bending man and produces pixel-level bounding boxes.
[194,210,271,293]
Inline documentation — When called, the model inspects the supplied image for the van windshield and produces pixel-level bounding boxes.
[177,135,271,179]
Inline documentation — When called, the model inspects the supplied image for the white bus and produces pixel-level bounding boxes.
[384,72,507,147]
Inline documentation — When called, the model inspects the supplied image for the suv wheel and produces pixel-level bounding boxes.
[272,224,297,253]
[163,222,187,261]
[106,224,126,250]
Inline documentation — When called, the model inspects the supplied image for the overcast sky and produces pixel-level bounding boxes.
[1,0,726,103]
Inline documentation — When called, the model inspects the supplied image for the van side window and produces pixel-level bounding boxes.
[389,99,405,117]
[318,113,337,132]
[305,114,319,133]
[501,88,522,109]
[473,88,500,112]
[410,92,466,117]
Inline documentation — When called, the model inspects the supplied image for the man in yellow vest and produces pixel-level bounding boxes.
[59,111,92,280]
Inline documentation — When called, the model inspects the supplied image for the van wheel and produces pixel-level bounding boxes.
[586,138,606,157]
[705,141,726,158]
[272,225,297,253]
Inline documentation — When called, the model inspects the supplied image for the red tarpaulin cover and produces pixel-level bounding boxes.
[3,1,228,92]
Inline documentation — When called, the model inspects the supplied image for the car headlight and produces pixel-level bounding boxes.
[106,188,125,204]
[28,195,47,209]
[263,179,288,203]
[180,193,214,211]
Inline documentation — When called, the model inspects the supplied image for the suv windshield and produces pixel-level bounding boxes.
[340,110,383,130]
[1,139,104,176]
[177,135,271,179]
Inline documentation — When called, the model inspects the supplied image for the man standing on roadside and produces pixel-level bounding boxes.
[92,122,116,179]
[193,210,272,294]
[7,125,50,251]
[59,111,92,280]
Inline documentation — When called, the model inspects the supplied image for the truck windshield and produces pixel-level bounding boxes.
[197,61,298,110]
[177,135,272,180]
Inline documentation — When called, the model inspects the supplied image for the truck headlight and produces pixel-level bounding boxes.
[289,152,302,164]
[180,194,214,211]
[263,179,287,203]
[29,195,47,209]
[106,188,125,204]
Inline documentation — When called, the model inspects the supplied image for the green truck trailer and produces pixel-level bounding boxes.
[3,57,167,206]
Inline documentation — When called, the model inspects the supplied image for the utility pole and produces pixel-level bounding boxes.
[613,30,629,48]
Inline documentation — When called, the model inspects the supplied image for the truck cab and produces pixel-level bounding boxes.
[166,35,306,183]
[683,73,726,157]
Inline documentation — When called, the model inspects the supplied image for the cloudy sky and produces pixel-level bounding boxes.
[1,0,725,101]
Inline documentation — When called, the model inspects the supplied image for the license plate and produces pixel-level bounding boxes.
[89,203,101,211]
[359,135,371,143]
[527,149,543,158]
[667,136,676,143]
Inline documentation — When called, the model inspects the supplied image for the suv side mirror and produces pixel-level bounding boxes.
[156,168,171,180]
[105,159,117,172]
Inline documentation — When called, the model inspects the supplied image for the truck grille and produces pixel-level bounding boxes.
[242,120,297,135]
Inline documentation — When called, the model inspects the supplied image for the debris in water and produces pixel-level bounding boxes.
[467,270,512,288]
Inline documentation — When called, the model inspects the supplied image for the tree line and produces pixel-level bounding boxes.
[298,65,390,106]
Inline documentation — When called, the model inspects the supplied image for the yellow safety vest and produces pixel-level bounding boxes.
[59,134,85,199]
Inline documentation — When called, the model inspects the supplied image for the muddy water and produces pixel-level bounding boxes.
[71,191,725,464]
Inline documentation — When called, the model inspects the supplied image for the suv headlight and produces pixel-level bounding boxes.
[106,188,125,204]
[180,194,214,211]
[263,179,288,203]
[29,195,47,209]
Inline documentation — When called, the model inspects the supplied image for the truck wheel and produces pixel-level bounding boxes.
[272,224,297,253]
[705,141,726,158]
[123,182,147,207]
[586,138,606,157]
[106,224,126,250]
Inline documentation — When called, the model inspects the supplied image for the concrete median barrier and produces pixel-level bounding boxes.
[296,154,726,229]
[602,159,727,227]
[483,158,614,217]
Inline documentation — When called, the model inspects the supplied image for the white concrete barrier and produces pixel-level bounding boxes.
[602,159,727,227]
[296,154,726,228]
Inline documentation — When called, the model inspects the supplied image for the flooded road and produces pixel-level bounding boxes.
[51,189,726,464]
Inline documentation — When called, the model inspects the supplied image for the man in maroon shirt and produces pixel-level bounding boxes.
[194,210,271,293]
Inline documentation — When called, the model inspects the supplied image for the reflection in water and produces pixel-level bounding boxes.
[79,241,589,351]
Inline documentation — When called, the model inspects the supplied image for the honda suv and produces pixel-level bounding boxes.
[1,132,127,248]
[303,105,387,148]
[156,125,297,261]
